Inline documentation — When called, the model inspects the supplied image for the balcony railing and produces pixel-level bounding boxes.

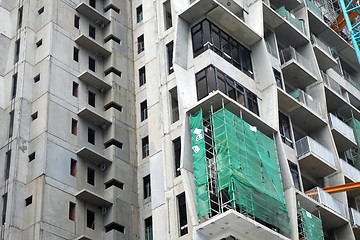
[276,6,306,34]
[328,113,356,142]
[305,0,323,19]
[295,136,335,167]
[343,71,360,92]
[266,41,278,58]
[311,34,334,57]
[340,159,360,182]
[350,208,360,226]
[322,72,343,96]
[307,187,346,217]
[280,47,315,75]
[290,89,321,116]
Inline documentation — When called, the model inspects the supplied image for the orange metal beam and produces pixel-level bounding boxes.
[322,182,360,194]
[331,11,358,33]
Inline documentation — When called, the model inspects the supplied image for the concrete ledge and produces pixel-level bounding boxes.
[78,107,112,126]
[75,2,110,25]
[75,34,111,57]
[76,189,112,207]
[76,146,112,166]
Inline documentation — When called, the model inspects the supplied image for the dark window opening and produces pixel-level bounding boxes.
[14,39,20,63]
[86,209,95,229]
[38,7,44,15]
[70,159,77,177]
[8,110,14,138]
[105,222,125,233]
[34,74,40,83]
[36,39,42,47]
[11,73,17,99]
[142,136,149,159]
[145,217,153,240]
[136,5,143,23]
[104,35,121,44]
[18,7,23,29]
[2,193,7,225]
[104,139,123,149]
[69,202,76,221]
[89,57,96,72]
[279,112,293,148]
[87,168,95,186]
[143,175,151,199]
[88,128,95,145]
[139,66,146,86]
[177,193,188,236]
[137,35,144,54]
[72,82,79,97]
[71,119,77,135]
[191,19,253,78]
[105,179,124,189]
[140,100,148,121]
[73,47,79,62]
[195,65,259,115]
[274,68,283,89]
[104,67,122,77]
[25,196,32,206]
[28,152,35,162]
[89,0,96,8]
[289,160,301,191]
[167,41,174,74]
[31,112,38,120]
[164,0,172,30]
[89,25,96,39]
[170,88,179,123]
[88,91,96,107]
[104,102,122,112]
[74,15,80,29]
[5,150,11,180]
[173,137,181,177]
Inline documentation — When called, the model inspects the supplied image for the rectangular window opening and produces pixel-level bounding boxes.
[11,73,17,99]
[143,175,151,199]
[38,7,44,15]
[28,152,35,162]
[69,202,76,221]
[9,110,15,138]
[72,82,79,97]
[89,0,96,8]
[89,25,96,39]
[88,91,96,107]
[86,209,95,229]
[139,66,146,86]
[71,119,78,135]
[18,7,23,29]
[177,193,188,236]
[136,5,143,23]
[34,74,40,83]
[105,179,124,189]
[173,137,181,177]
[288,160,301,191]
[279,112,293,148]
[142,136,149,159]
[73,47,79,62]
[137,35,144,54]
[140,100,148,121]
[88,128,95,145]
[36,39,42,47]
[89,57,96,72]
[31,112,38,120]
[25,196,32,206]
[14,39,20,63]
[74,15,80,29]
[167,41,174,74]
[70,159,77,177]
[87,168,95,186]
[145,217,153,240]
[170,88,179,123]
[5,150,11,180]
[2,193,7,225]
[164,0,172,30]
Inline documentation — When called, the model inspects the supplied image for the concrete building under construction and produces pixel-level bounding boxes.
[1,0,360,239]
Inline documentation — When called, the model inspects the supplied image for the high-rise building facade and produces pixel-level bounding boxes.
[1,0,360,240]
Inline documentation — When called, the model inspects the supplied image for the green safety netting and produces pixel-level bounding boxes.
[349,118,360,169]
[189,110,211,218]
[211,108,290,235]
[301,208,324,240]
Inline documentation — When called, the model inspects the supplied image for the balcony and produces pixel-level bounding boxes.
[328,113,357,152]
[194,209,290,240]
[303,187,347,229]
[344,71,360,92]
[306,0,323,20]
[340,159,360,182]
[295,136,336,179]
[76,146,112,167]
[278,88,326,132]
[350,208,360,238]
[310,34,337,70]
[74,34,111,57]
[263,4,308,47]
[78,70,111,92]
[280,47,318,89]
[78,107,111,127]
[75,2,110,26]
[266,41,278,58]
[76,189,112,207]
[322,72,349,111]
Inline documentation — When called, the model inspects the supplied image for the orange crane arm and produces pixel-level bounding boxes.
[331,11,358,33]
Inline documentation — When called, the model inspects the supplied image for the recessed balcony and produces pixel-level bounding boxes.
[311,34,337,70]
[78,107,111,127]
[295,136,336,179]
[76,189,112,207]
[75,2,110,26]
[328,113,357,152]
[280,47,318,89]
[78,70,111,92]
[74,34,111,57]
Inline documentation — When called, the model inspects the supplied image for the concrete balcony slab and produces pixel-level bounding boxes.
[75,2,110,25]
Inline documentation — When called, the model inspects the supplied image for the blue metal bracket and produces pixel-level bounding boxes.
[339,0,360,65]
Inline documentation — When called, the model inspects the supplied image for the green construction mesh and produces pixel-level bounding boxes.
[301,208,324,240]
[189,110,211,218]
[211,108,290,235]
[349,118,360,169]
